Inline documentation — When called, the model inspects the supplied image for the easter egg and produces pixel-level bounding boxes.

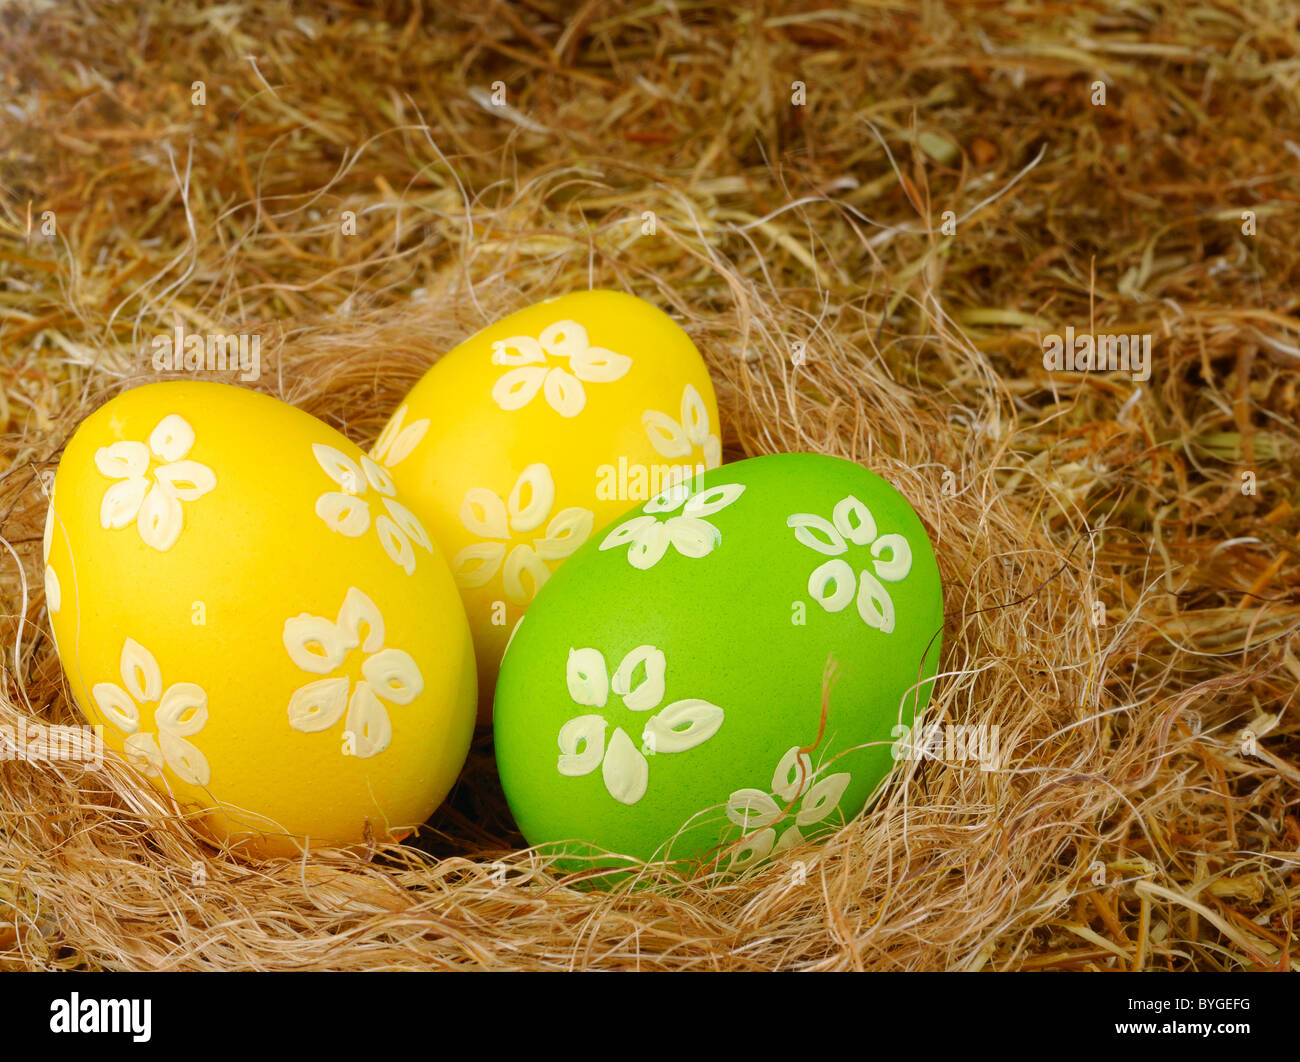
[372,290,721,718]
[493,452,943,874]
[44,381,476,857]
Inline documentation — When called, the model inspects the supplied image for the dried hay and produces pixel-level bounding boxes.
[0,0,1297,970]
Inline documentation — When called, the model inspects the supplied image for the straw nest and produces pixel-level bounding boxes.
[1,1,1297,970]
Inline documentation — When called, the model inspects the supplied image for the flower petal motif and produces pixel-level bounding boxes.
[337,586,385,653]
[557,714,606,777]
[539,320,588,357]
[602,726,648,805]
[681,384,710,444]
[381,497,432,553]
[664,516,719,559]
[93,682,139,735]
[283,614,349,674]
[702,436,722,469]
[535,507,593,561]
[124,732,163,777]
[149,414,195,462]
[508,464,555,533]
[492,320,631,415]
[832,495,877,546]
[791,494,916,633]
[555,644,721,805]
[287,677,350,732]
[645,482,690,514]
[95,441,149,479]
[600,515,657,551]
[283,588,415,760]
[569,345,631,383]
[460,488,510,540]
[642,410,692,459]
[375,514,416,574]
[796,772,852,826]
[642,698,724,754]
[726,745,855,870]
[682,483,745,518]
[121,638,162,703]
[100,477,149,530]
[492,366,546,411]
[94,418,213,551]
[491,336,546,366]
[726,788,782,830]
[314,442,429,574]
[316,491,370,537]
[627,521,670,570]
[871,533,913,582]
[772,824,805,856]
[158,731,210,786]
[156,682,208,736]
[856,569,896,633]
[153,460,216,501]
[787,512,846,555]
[371,404,430,468]
[642,384,719,466]
[808,558,855,612]
[601,482,743,570]
[543,367,585,417]
[729,827,777,871]
[502,543,550,604]
[611,646,666,711]
[566,648,608,708]
[772,746,814,802]
[137,482,184,551]
[345,682,392,758]
[361,455,396,496]
[95,638,213,784]
[452,542,506,588]
[313,444,365,494]
[361,648,424,705]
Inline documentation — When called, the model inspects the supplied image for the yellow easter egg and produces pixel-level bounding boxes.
[372,290,721,718]
[45,381,476,857]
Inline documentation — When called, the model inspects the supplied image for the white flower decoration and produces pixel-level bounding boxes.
[556,645,724,806]
[312,444,433,575]
[282,586,423,759]
[642,383,721,470]
[452,463,593,604]
[599,479,745,570]
[94,414,216,551]
[490,319,631,418]
[370,403,430,471]
[726,747,852,871]
[92,638,211,786]
[788,495,914,633]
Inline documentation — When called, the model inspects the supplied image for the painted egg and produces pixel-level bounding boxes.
[44,381,476,857]
[493,452,944,874]
[372,290,721,719]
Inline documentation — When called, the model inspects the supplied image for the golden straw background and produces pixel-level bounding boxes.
[1,0,1298,970]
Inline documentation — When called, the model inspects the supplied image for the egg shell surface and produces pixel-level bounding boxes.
[45,381,476,857]
[372,290,721,717]
[493,452,944,873]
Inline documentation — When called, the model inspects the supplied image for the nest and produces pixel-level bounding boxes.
[1,0,1297,970]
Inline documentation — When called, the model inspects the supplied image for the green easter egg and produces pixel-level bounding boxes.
[494,452,943,876]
